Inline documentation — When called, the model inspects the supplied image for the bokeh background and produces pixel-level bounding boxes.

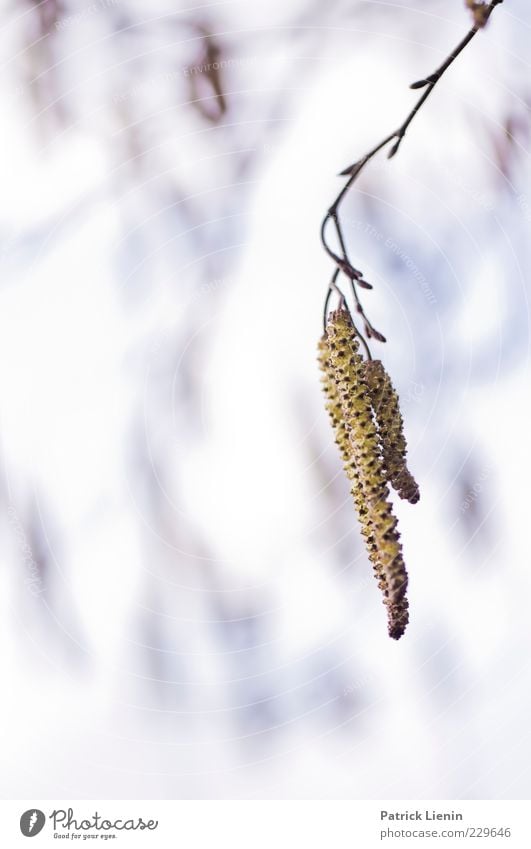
[0,0,530,799]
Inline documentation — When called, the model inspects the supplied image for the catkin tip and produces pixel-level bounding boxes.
[388,604,409,640]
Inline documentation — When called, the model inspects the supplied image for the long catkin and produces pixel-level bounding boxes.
[318,335,381,578]
[319,309,409,640]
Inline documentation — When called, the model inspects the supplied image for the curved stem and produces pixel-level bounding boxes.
[321,0,504,345]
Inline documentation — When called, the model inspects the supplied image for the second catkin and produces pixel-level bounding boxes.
[364,359,420,505]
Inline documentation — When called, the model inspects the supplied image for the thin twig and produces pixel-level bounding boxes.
[321,0,504,351]
[323,269,373,360]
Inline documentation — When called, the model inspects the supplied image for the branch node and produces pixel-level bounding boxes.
[387,139,401,159]
[338,161,361,177]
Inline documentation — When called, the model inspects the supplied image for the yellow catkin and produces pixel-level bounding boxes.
[320,309,409,640]
[318,336,381,573]
[319,328,385,589]
[363,359,420,505]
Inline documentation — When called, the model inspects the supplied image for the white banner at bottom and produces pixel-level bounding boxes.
[1,800,530,847]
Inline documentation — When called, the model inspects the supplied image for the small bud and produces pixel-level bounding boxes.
[410,72,439,90]
[465,1,492,28]
[387,139,401,159]
[338,159,362,177]
[337,259,364,281]
[410,78,430,90]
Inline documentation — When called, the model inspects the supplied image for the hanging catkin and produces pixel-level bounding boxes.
[315,1,504,640]
[363,359,420,505]
[319,309,409,640]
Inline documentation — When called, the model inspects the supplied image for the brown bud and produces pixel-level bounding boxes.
[465,0,491,28]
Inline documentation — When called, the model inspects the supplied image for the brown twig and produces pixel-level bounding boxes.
[321,0,504,348]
